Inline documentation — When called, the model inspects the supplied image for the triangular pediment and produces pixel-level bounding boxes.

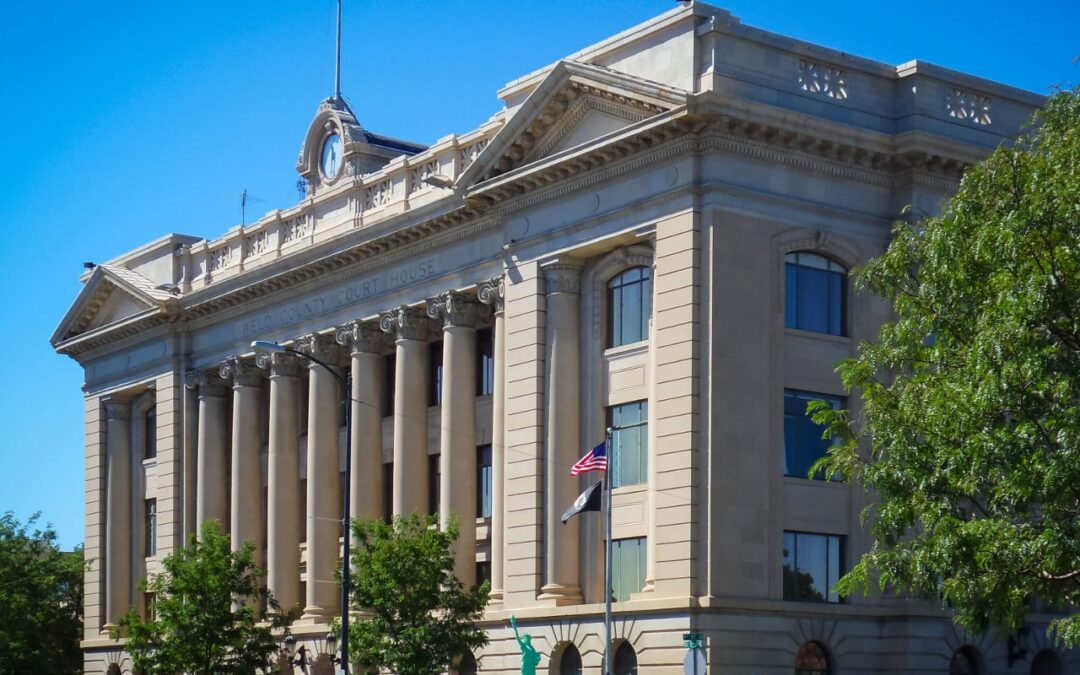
[458,60,688,188]
[51,265,175,346]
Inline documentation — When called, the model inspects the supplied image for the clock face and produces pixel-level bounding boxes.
[320,133,343,179]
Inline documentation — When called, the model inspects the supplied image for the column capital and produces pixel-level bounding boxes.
[379,305,437,342]
[184,369,229,397]
[426,291,489,330]
[220,357,263,387]
[477,276,505,315]
[255,350,302,377]
[336,320,390,355]
[294,333,346,367]
[540,258,583,295]
[101,396,131,421]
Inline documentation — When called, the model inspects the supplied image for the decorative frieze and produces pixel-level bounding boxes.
[336,320,389,354]
[280,216,312,244]
[426,290,488,329]
[477,276,505,315]
[244,231,268,258]
[460,139,488,169]
[947,88,992,125]
[379,305,436,342]
[364,180,393,210]
[409,160,441,188]
[208,246,232,273]
[797,59,847,100]
[219,357,263,387]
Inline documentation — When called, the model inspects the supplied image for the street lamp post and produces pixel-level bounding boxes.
[252,340,352,674]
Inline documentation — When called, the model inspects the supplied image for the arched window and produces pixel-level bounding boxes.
[457,650,478,675]
[613,641,638,675]
[559,644,583,675]
[1030,650,1064,675]
[949,646,983,675]
[785,252,847,336]
[607,266,652,348]
[795,641,830,675]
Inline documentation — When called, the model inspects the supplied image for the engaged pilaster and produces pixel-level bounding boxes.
[428,291,488,587]
[186,369,230,533]
[380,306,436,516]
[220,357,265,566]
[102,396,131,632]
[478,276,506,602]
[539,259,583,605]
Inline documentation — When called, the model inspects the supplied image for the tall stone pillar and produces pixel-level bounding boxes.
[297,334,344,622]
[380,306,434,516]
[539,260,583,604]
[187,369,230,533]
[336,321,388,522]
[257,351,302,616]
[479,276,506,602]
[102,396,131,631]
[645,256,659,593]
[221,358,265,563]
[428,291,486,587]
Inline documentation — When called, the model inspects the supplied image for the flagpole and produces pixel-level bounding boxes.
[603,427,613,675]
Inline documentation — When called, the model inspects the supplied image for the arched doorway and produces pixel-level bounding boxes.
[558,643,582,675]
[613,641,638,675]
[1030,649,1064,675]
[795,641,830,675]
[949,646,983,675]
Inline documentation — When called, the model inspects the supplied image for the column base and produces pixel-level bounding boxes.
[296,606,334,624]
[100,622,117,638]
[488,588,505,605]
[537,583,583,606]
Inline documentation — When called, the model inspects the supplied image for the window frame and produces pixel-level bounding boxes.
[607,401,649,489]
[606,266,652,349]
[476,444,493,518]
[611,536,647,602]
[782,530,845,603]
[783,388,845,480]
[476,327,495,397]
[144,498,157,558]
[784,251,848,337]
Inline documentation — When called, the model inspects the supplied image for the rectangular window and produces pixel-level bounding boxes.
[429,341,444,406]
[608,401,648,488]
[477,444,493,518]
[611,537,646,601]
[783,531,844,603]
[428,453,440,516]
[383,462,394,522]
[476,328,495,396]
[783,389,843,479]
[143,592,156,621]
[144,499,157,557]
[476,561,491,588]
[784,253,847,337]
[384,354,396,416]
[144,408,156,460]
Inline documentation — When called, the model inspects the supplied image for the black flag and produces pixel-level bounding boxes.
[561,480,603,524]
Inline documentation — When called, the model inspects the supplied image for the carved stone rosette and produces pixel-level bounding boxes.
[541,260,583,295]
[255,350,301,377]
[294,333,346,367]
[477,276,505,315]
[379,305,436,342]
[219,357,264,387]
[426,290,489,330]
[184,368,229,397]
[335,320,389,354]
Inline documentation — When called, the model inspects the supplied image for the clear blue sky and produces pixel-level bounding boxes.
[0,0,1075,549]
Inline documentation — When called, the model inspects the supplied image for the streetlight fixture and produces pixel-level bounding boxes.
[252,340,353,674]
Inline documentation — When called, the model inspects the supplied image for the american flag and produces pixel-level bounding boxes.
[570,440,608,475]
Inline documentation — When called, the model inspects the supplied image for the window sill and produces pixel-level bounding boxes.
[784,328,851,345]
[783,476,847,490]
[612,483,648,496]
[603,341,649,359]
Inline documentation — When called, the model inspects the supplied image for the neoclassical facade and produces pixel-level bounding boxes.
[54,3,1072,674]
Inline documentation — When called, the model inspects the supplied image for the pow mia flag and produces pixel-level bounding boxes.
[561,480,603,524]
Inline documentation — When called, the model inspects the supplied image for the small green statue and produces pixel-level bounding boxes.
[510,615,541,675]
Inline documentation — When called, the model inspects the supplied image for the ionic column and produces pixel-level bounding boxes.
[380,306,435,516]
[102,396,131,631]
[428,291,487,587]
[257,351,302,616]
[540,260,583,604]
[297,334,344,621]
[336,321,389,522]
[187,369,230,533]
[479,276,506,602]
[221,358,265,564]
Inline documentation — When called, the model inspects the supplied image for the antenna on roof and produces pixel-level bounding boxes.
[334,0,342,102]
[240,189,265,226]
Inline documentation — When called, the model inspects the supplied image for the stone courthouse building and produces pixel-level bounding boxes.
[53,2,1070,674]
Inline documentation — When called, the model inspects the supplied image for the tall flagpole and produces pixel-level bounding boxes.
[334,0,342,101]
[603,428,613,675]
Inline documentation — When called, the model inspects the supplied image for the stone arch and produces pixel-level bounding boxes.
[550,641,583,675]
[612,639,638,675]
[794,640,832,674]
[455,649,478,675]
[1030,649,1064,675]
[949,645,984,675]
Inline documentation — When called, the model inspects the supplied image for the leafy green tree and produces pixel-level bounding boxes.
[345,514,489,675]
[812,88,1080,644]
[115,520,297,675]
[0,512,84,675]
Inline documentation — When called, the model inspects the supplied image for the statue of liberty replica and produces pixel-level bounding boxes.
[510,615,541,675]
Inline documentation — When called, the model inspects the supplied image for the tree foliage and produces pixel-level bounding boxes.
[812,88,1080,644]
[346,514,490,675]
[116,521,296,675]
[0,512,84,675]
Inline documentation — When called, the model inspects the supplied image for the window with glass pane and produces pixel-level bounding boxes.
[783,531,844,602]
[608,401,648,488]
[477,328,494,396]
[384,354,395,416]
[144,499,157,557]
[784,389,843,479]
[477,444,493,517]
[144,408,156,460]
[475,561,491,588]
[428,454,440,515]
[611,537,646,601]
[784,252,847,336]
[429,341,443,406]
[607,266,652,348]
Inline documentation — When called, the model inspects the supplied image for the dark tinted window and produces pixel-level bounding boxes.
[785,252,846,336]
